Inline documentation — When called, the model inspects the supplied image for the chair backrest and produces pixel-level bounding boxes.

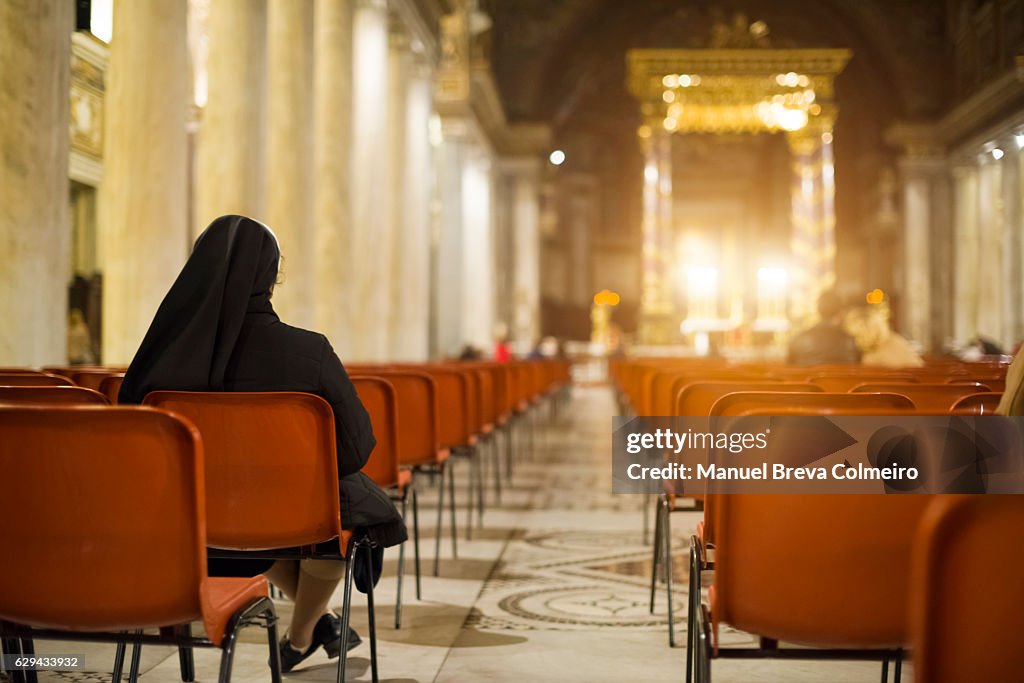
[99,374,125,404]
[851,383,990,412]
[143,391,342,550]
[714,487,932,648]
[911,496,1024,682]
[0,406,206,630]
[351,377,401,489]
[0,385,109,405]
[675,381,822,416]
[949,391,1003,415]
[710,391,916,416]
[807,373,919,392]
[417,366,471,448]
[70,369,122,392]
[0,372,73,387]
[349,370,441,467]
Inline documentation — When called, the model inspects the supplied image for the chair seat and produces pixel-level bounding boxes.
[396,469,412,491]
[200,575,268,647]
[437,447,450,463]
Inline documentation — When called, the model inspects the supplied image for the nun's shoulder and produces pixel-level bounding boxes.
[259,319,331,358]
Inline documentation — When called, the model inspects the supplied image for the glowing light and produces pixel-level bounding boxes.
[593,289,621,306]
[778,108,808,131]
[663,117,677,131]
[758,267,788,288]
[678,74,692,87]
[1016,133,1024,149]
[662,90,676,103]
[90,0,113,43]
[637,125,652,139]
[644,164,659,183]
[549,149,566,165]
[822,132,834,144]
[662,74,679,88]
[686,266,719,298]
[991,147,1005,161]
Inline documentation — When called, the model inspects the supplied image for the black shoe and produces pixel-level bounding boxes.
[277,637,318,674]
[316,612,362,658]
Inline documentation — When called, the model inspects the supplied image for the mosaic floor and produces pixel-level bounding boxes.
[14,386,908,682]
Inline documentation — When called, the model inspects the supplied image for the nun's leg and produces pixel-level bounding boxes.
[289,560,346,650]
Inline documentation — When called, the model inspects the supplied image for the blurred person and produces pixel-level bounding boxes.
[67,308,96,365]
[119,215,406,671]
[493,321,511,362]
[843,302,923,368]
[998,348,1024,415]
[786,289,860,366]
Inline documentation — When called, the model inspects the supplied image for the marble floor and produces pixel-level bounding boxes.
[20,386,908,682]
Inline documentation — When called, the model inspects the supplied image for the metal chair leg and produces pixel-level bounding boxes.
[337,544,358,683]
[128,630,142,683]
[19,637,37,683]
[412,487,421,599]
[433,465,445,577]
[178,624,195,681]
[265,605,282,683]
[364,543,380,683]
[465,451,476,541]
[395,494,408,629]
[649,494,663,613]
[491,437,502,504]
[476,446,485,529]
[894,650,903,682]
[881,657,889,683]
[112,637,127,683]
[448,461,458,559]
[686,538,697,683]
[504,426,513,483]
[663,498,676,647]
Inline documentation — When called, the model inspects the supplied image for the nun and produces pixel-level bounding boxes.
[119,215,406,671]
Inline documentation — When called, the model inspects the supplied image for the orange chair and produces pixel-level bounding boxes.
[0,373,72,387]
[348,370,457,577]
[99,374,125,404]
[351,376,418,629]
[142,392,377,683]
[851,383,991,412]
[0,405,281,683]
[0,386,108,405]
[950,392,1002,414]
[910,496,1024,682]
[69,369,123,393]
[806,373,919,392]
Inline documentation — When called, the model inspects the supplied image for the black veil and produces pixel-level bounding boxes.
[118,215,281,404]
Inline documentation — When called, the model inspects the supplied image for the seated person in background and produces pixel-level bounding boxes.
[786,289,861,366]
[997,347,1024,415]
[119,215,406,671]
[843,300,923,368]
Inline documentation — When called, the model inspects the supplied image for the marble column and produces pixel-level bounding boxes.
[312,0,353,352]
[461,149,496,351]
[1001,143,1023,348]
[900,158,939,347]
[389,51,433,361]
[99,0,190,364]
[266,0,314,328]
[434,133,468,357]
[638,129,674,344]
[194,0,267,232]
[508,160,542,345]
[786,130,822,324]
[349,0,390,360]
[976,157,1004,341]
[0,0,72,365]
[952,165,980,342]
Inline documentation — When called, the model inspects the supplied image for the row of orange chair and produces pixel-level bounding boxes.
[610,356,1015,682]
[0,357,571,683]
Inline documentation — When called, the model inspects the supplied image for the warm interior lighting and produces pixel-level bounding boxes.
[991,147,1005,161]
[1016,133,1024,149]
[549,149,566,165]
[686,266,719,299]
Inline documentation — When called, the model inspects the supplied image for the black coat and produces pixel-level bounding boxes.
[223,308,406,543]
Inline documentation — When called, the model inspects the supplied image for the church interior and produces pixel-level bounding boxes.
[2,0,1024,681]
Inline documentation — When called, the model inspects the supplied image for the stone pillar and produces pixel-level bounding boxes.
[461,148,496,351]
[389,53,433,360]
[786,130,822,324]
[508,160,542,345]
[194,0,267,232]
[1001,143,1023,348]
[638,129,674,344]
[312,0,353,351]
[99,0,190,364]
[900,158,938,347]
[0,0,72,365]
[952,165,980,342]
[434,133,468,357]
[265,0,314,327]
[976,157,1004,341]
[348,0,390,360]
